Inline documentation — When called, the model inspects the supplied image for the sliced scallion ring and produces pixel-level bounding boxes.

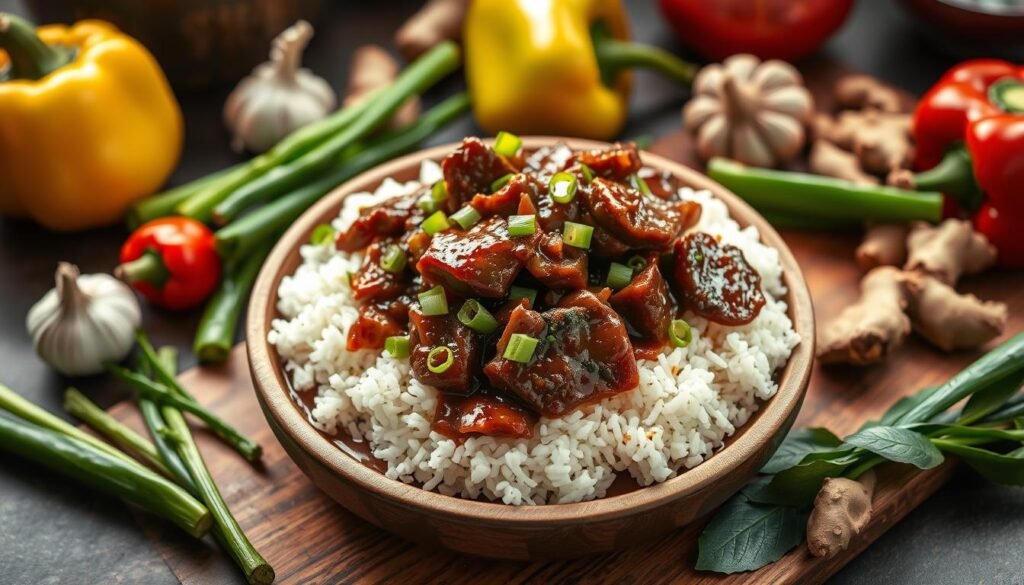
[422,210,450,235]
[503,333,539,363]
[508,285,537,307]
[549,172,578,204]
[627,255,648,272]
[606,262,634,289]
[427,346,455,373]
[310,224,335,246]
[450,205,482,230]
[418,285,449,316]
[493,131,522,157]
[385,336,410,359]
[379,244,407,274]
[580,164,595,184]
[562,221,594,249]
[490,173,514,193]
[629,173,651,195]
[508,214,536,237]
[417,193,439,214]
[431,180,448,202]
[457,300,499,334]
[669,319,692,348]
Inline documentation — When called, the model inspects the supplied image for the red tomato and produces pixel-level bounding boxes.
[657,0,855,62]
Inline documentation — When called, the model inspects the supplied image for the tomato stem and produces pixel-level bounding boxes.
[116,251,170,288]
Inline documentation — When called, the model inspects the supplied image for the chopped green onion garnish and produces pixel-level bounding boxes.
[509,285,537,307]
[431,180,448,202]
[508,214,536,237]
[549,172,578,204]
[490,173,514,193]
[493,131,522,157]
[346,271,355,286]
[627,255,648,272]
[606,262,634,289]
[450,205,482,230]
[385,336,410,359]
[379,244,407,274]
[580,164,595,184]
[457,300,499,334]
[418,285,449,316]
[629,174,651,195]
[669,319,692,348]
[503,333,539,363]
[417,193,439,214]
[422,210,450,235]
[427,346,455,373]
[562,221,594,249]
[310,224,335,246]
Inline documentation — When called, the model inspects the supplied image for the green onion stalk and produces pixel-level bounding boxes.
[193,239,276,364]
[138,348,196,492]
[214,92,471,263]
[126,163,248,229]
[135,336,273,585]
[63,387,172,477]
[211,41,462,224]
[707,158,945,227]
[108,364,262,463]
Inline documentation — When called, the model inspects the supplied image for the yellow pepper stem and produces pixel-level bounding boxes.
[0,13,71,81]
[592,24,696,87]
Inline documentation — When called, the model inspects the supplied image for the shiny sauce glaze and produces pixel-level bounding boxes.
[337,138,765,442]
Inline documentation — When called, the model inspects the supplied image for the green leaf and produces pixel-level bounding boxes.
[844,426,944,470]
[906,423,1024,444]
[981,392,1024,425]
[959,370,1024,425]
[863,385,941,431]
[748,458,851,507]
[760,428,842,474]
[696,493,807,573]
[933,440,1024,485]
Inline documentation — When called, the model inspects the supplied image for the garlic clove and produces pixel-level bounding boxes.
[731,122,776,168]
[683,94,722,130]
[751,60,803,92]
[722,54,760,82]
[759,85,815,121]
[693,63,725,98]
[756,110,806,163]
[696,114,730,161]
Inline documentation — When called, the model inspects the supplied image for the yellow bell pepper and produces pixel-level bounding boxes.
[464,0,696,140]
[0,14,182,231]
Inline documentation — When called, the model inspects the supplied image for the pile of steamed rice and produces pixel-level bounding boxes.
[270,160,800,505]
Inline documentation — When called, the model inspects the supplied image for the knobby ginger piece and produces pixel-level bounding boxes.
[904,219,997,285]
[856,223,908,270]
[394,0,471,61]
[344,45,420,127]
[835,74,903,113]
[815,110,913,174]
[817,267,910,365]
[905,273,1008,352]
[807,471,876,559]
[810,140,879,186]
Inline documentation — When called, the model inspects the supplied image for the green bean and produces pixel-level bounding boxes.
[0,412,211,538]
[211,41,461,223]
[707,158,944,223]
[215,92,471,262]
[194,240,275,363]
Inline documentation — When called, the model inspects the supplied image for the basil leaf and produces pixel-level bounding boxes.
[844,425,944,470]
[760,428,842,475]
[747,458,850,507]
[935,441,1024,485]
[696,493,806,574]
[959,370,1024,425]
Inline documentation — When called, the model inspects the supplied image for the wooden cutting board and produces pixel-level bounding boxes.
[109,63,1024,583]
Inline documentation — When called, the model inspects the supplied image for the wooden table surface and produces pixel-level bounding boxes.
[1,1,1021,584]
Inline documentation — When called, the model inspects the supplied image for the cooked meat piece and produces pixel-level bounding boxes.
[517,230,588,290]
[524,143,575,184]
[336,191,419,252]
[416,216,524,298]
[350,240,408,302]
[346,297,411,351]
[409,306,482,394]
[585,178,700,250]
[470,172,542,218]
[609,255,673,344]
[483,290,639,417]
[577,142,641,180]
[432,394,534,440]
[441,137,518,209]
[673,232,766,326]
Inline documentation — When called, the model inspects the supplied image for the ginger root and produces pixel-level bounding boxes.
[815,110,914,175]
[835,74,903,113]
[818,267,911,365]
[344,45,420,128]
[905,273,1008,352]
[856,223,908,270]
[904,219,997,285]
[394,0,471,61]
[809,140,879,186]
[807,471,876,559]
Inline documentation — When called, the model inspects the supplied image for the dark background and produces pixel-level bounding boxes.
[1,1,1022,583]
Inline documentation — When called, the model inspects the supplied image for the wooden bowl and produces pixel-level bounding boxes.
[247,137,815,561]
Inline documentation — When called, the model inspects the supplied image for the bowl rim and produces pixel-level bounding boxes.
[247,136,815,526]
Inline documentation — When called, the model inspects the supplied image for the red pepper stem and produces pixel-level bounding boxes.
[0,13,72,81]
[909,147,985,212]
[592,24,696,86]
[116,251,170,288]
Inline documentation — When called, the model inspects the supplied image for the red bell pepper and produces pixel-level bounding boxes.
[116,217,222,310]
[905,59,1024,268]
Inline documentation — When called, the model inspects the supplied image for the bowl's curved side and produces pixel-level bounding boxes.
[247,138,814,560]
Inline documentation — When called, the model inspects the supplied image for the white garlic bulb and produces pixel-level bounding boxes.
[26,263,142,376]
[224,20,336,154]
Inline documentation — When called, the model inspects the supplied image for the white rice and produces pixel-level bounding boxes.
[269,160,800,505]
